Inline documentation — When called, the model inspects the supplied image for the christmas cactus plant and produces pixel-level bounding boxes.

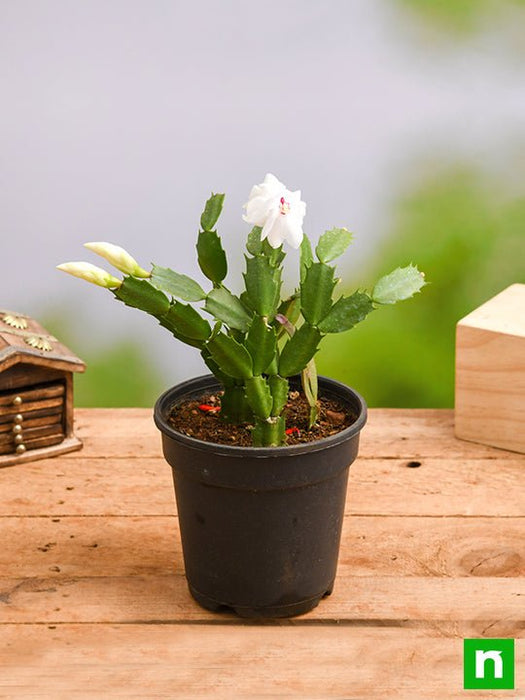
[58,174,425,446]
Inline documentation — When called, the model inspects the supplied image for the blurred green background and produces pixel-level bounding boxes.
[4,0,522,409]
[399,0,525,33]
[319,163,525,406]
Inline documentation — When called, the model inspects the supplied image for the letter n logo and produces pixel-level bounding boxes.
[464,639,514,690]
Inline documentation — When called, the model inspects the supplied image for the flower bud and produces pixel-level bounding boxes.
[84,242,150,278]
[56,262,122,288]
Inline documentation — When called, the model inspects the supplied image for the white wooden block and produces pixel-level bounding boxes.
[455,283,525,454]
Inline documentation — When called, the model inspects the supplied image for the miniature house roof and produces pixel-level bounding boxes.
[0,310,85,374]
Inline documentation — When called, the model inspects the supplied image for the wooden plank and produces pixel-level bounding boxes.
[74,408,159,457]
[0,574,522,633]
[0,407,522,698]
[359,408,509,459]
[73,408,520,459]
[0,407,521,700]
[346,455,525,517]
[0,456,175,516]
[1,516,523,580]
[0,625,523,698]
[0,454,523,517]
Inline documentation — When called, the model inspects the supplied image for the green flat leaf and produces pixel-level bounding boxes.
[262,239,285,267]
[220,384,253,423]
[206,332,253,379]
[244,256,280,318]
[205,287,252,332]
[372,265,426,305]
[316,227,353,263]
[150,265,206,301]
[246,226,263,256]
[265,354,279,376]
[269,375,289,416]
[300,234,313,283]
[318,291,375,333]
[246,315,277,375]
[279,323,322,378]
[200,347,234,386]
[200,193,225,232]
[300,262,337,325]
[161,302,211,340]
[272,266,283,315]
[165,326,206,349]
[114,277,170,316]
[228,328,245,343]
[197,230,227,284]
[209,320,222,341]
[239,290,254,313]
[245,376,273,419]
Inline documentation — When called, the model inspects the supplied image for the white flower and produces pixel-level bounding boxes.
[243,173,306,249]
[56,262,122,288]
[84,242,150,278]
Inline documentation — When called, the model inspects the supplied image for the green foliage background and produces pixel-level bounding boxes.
[399,0,525,33]
[41,315,165,407]
[73,341,164,407]
[317,166,525,407]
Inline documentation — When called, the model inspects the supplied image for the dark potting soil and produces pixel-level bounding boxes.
[167,390,357,446]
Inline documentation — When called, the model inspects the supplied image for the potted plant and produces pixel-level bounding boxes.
[58,173,425,618]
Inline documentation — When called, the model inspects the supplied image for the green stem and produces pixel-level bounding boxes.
[220,384,252,424]
[252,416,286,447]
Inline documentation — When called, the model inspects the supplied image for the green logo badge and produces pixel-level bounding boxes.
[464,639,514,690]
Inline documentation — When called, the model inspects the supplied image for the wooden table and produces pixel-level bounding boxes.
[1,409,523,698]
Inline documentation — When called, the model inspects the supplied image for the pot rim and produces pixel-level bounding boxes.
[154,374,367,458]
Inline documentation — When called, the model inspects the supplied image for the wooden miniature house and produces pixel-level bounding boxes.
[0,310,85,467]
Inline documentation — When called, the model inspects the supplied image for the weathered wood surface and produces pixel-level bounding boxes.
[0,408,523,698]
[1,625,523,700]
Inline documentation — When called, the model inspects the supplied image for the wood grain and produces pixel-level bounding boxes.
[455,283,525,454]
[0,516,523,579]
[0,625,523,699]
[0,454,522,517]
[0,574,522,629]
[0,408,523,698]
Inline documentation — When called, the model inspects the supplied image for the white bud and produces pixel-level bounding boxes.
[84,242,150,278]
[56,262,122,288]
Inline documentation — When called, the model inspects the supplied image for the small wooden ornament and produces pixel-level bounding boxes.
[0,310,86,467]
[455,284,525,454]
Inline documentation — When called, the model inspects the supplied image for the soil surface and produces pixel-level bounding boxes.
[167,390,357,446]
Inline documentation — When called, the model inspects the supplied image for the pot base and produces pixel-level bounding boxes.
[189,584,334,619]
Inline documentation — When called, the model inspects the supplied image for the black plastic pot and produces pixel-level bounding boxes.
[154,374,367,618]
